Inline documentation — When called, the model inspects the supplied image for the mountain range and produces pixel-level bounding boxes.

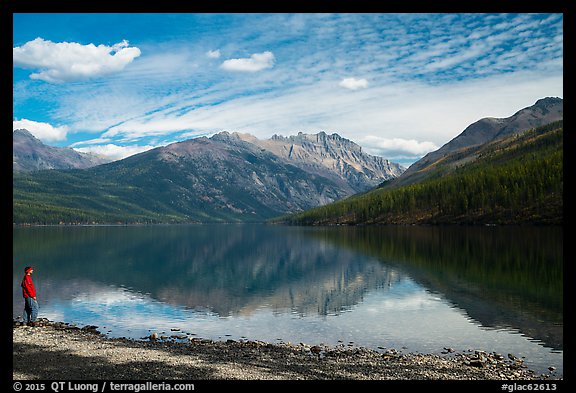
[13,129,111,171]
[280,97,563,225]
[13,130,403,224]
[13,97,562,225]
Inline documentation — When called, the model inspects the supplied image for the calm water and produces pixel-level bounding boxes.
[13,224,563,376]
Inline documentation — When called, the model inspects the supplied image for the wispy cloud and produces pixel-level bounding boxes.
[91,70,561,165]
[13,38,141,83]
[12,13,563,166]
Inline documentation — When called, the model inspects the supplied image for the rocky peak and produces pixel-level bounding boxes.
[170,130,404,193]
[13,128,36,140]
[13,128,111,172]
[272,131,353,149]
[240,131,404,190]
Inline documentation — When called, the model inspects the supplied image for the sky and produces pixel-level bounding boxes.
[13,13,563,167]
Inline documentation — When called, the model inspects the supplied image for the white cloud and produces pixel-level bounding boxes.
[75,144,157,161]
[360,136,439,159]
[13,119,69,142]
[206,49,221,59]
[13,38,141,83]
[220,51,275,72]
[339,77,368,90]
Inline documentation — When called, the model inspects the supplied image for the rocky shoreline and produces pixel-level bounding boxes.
[13,319,560,381]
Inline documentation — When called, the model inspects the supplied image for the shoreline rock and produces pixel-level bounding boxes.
[13,319,561,380]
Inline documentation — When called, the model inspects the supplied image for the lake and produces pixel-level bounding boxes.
[13,224,563,377]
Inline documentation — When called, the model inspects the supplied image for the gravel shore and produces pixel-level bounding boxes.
[13,319,557,381]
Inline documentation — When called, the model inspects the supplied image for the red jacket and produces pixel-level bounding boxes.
[21,274,36,299]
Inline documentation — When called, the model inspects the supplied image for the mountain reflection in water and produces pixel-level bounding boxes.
[13,224,562,374]
[319,225,563,351]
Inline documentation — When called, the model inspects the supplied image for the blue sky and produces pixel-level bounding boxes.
[13,13,563,167]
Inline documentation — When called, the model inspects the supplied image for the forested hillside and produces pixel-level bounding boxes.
[277,121,563,226]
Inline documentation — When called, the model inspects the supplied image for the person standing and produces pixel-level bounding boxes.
[21,266,38,326]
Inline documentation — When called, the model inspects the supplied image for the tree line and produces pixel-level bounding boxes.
[281,122,563,226]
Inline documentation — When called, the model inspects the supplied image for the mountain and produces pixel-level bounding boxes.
[13,129,111,171]
[215,131,404,190]
[395,97,563,186]
[279,112,563,225]
[13,131,404,224]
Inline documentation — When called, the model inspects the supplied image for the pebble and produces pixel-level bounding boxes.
[12,318,561,380]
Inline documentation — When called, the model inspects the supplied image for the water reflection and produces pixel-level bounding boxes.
[315,226,563,351]
[14,225,403,317]
[13,224,562,375]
